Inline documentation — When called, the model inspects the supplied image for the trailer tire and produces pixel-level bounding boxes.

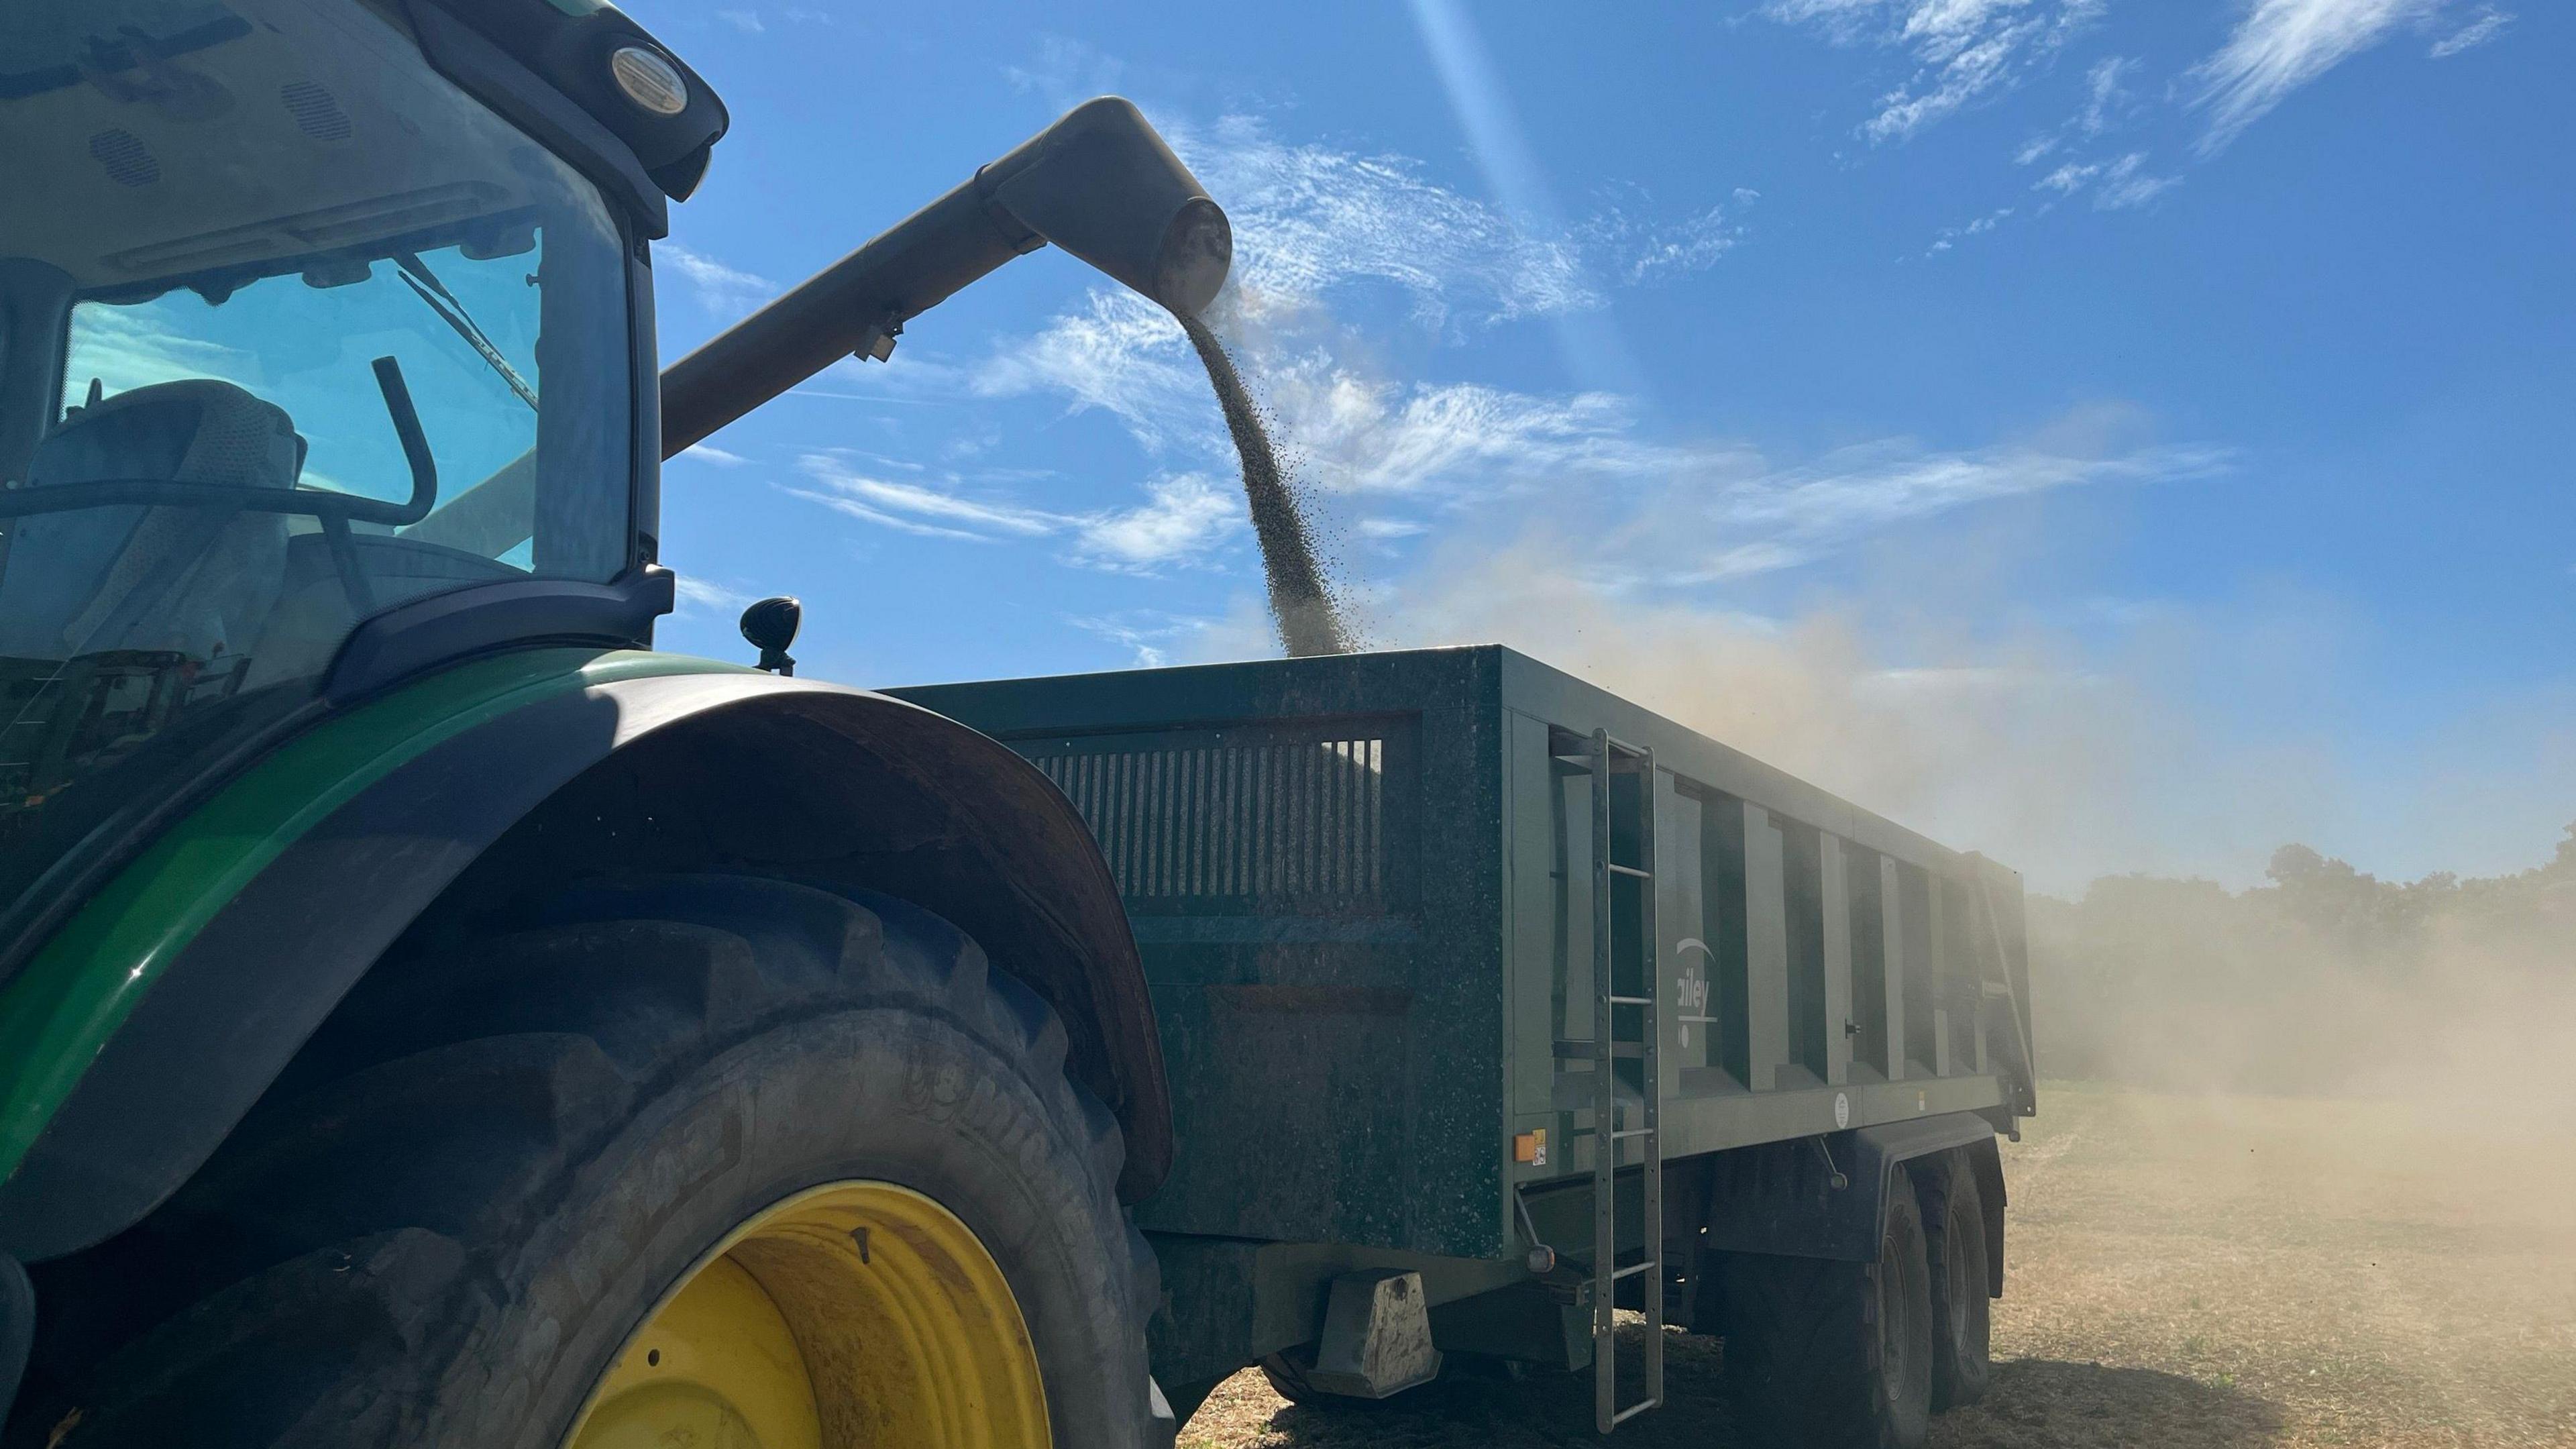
[1258,1351,1325,1404]
[1255,1348,1405,1408]
[1256,1342,1471,1407]
[10,875,1163,1449]
[1922,1155,1994,1411]
[1717,1171,1934,1449]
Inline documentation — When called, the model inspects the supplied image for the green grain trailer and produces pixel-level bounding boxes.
[895,645,2039,1444]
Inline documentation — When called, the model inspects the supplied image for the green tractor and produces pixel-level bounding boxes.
[0,2,1230,1444]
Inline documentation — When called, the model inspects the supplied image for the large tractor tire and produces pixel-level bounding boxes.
[1921,1153,1994,1411]
[9,875,1168,1449]
[1715,1171,1935,1449]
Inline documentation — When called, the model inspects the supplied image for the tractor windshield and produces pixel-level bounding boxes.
[0,0,634,907]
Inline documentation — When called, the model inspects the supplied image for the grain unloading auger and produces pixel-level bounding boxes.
[662,95,1232,455]
[0,0,1228,1440]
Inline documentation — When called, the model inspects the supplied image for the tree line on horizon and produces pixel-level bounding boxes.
[2025,823,2576,1093]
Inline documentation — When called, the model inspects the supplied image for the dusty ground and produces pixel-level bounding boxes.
[1181,1083,2576,1448]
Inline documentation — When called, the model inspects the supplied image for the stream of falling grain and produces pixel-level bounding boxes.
[1180,313,1352,658]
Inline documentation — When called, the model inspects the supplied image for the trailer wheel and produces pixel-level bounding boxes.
[1923,1155,1994,1410]
[11,875,1167,1449]
[1716,1171,1934,1449]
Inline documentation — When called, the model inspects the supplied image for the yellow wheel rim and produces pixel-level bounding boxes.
[563,1181,1051,1449]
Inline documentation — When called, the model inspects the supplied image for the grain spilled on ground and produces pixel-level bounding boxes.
[1181,1083,2576,1448]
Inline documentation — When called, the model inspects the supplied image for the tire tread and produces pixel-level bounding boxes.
[12,873,1150,1449]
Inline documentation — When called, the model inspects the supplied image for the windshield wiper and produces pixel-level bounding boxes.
[392,252,539,412]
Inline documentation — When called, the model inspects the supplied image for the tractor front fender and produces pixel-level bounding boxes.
[0,651,1167,1262]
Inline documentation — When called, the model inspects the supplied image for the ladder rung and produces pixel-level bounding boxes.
[1609,1262,1655,1280]
[1605,863,1652,879]
[1611,1399,1660,1426]
[1607,995,1652,1006]
[1555,1039,1642,1059]
[1569,1114,1654,1138]
[1555,739,1652,764]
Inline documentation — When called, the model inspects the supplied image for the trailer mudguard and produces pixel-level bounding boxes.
[0,649,1169,1263]
[1700,1112,1998,1264]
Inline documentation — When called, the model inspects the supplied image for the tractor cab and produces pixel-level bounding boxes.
[0,0,721,910]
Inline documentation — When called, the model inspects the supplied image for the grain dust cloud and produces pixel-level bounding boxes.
[1373,529,2576,1109]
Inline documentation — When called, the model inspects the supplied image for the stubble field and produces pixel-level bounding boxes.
[1180,1082,2576,1448]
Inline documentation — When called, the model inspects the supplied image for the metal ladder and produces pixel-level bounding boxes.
[1582,727,1663,1431]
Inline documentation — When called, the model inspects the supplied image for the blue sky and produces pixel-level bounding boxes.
[625,0,2568,892]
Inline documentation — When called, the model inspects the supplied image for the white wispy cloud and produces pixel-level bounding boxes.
[2428,4,2511,56]
[1866,19,2049,142]
[2192,0,2451,154]
[1170,113,1597,328]
[678,443,751,467]
[715,9,763,34]
[2010,52,2134,170]
[815,471,1060,536]
[1359,518,1431,539]
[1154,111,1756,339]
[959,291,2223,584]
[948,259,2215,580]
[1715,437,2226,551]
[1289,404,2234,616]
[831,282,2218,586]
[1764,0,2102,143]
[1065,611,1214,667]
[657,243,775,314]
[957,109,1755,484]
[784,454,1245,572]
[814,65,2218,613]
[672,574,756,615]
[1535,427,2227,592]
[1928,205,2015,254]
[968,289,1206,449]
[61,301,256,394]
[784,484,990,542]
[2076,54,2135,135]
[1071,473,1246,571]
[1002,36,1127,108]
[2026,150,2178,209]
[1580,190,1758,283]
[1230,355,1695,498]
[2093,152,2182,209]
[2034,158,2102,193]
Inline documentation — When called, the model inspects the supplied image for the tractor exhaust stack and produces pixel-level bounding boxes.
[659,97,1229,458]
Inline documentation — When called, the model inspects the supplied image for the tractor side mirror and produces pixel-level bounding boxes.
[739,596,801,676]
